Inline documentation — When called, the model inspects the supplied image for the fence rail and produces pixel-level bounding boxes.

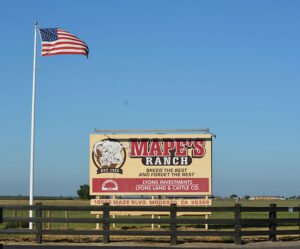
[0,203,300,245]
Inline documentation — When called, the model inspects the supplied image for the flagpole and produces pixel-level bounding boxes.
[29,22,38,229]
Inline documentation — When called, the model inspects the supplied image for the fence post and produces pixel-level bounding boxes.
[20,210,23,229]
[48,211,51,230]
[0,210,2,247]
[299,204,300,240]
[269,204,277,241]
[35,202,43,244]
[42,211,45,229]
[0,207,3,249]
[0,207,2,224]
[65,211,69,229]
[170,203,177,245]
[234,203,242,245]
[0,205,3,248]
[103,203,110,243]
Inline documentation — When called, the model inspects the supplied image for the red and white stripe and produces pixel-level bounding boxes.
[41,28,88,57]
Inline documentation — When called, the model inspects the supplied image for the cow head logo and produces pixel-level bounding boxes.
[92,139,127,174]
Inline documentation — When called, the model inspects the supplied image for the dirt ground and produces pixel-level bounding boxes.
[1,235,300,248]
[2,241,300,248]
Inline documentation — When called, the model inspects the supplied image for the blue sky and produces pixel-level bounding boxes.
[0,0,299,197]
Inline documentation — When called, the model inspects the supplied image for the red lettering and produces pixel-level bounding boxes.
[149,140,163,156]
[175,140,188,156]
[130,139,149,157]
[163,139,175,156]
[192,140,205,157]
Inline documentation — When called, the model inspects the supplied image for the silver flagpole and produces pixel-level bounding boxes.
[29,22,38,229]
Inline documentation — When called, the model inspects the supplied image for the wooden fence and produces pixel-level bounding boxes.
[0,203,300,245]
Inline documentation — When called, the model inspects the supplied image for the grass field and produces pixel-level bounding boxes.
[0,198,299,243]
[0,199,92,230]
[1,198,299,229]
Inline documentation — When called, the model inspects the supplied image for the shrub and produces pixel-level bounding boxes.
[5,222,29,229]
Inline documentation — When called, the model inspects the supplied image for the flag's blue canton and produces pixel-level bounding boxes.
[40,28,58,42]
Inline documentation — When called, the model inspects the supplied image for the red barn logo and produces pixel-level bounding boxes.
[102,179,118,191]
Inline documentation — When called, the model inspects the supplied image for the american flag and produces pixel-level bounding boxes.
[39,28,89,57]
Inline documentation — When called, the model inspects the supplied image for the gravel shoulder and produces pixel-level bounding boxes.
[2,240,300,248]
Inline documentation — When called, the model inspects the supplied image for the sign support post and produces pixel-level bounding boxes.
[205,195,209,230]
[151,195,155,230]
[96,196,100,230]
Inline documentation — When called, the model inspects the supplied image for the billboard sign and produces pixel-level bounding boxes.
[90,134,213,196]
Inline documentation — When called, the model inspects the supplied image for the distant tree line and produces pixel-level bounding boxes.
[0,196,76,200]
[3,187,299,200]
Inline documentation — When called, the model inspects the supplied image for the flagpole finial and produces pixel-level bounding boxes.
[35,22,38,26]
